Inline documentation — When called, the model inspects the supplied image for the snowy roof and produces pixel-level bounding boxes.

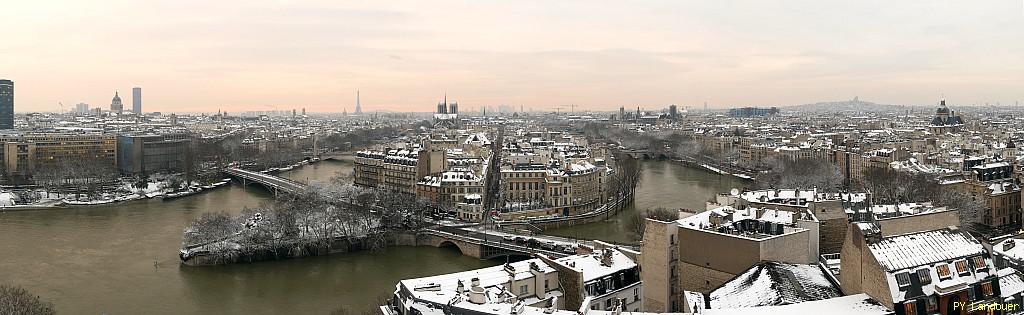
[867,227,984,271]
[676,206,810,240]
[999,268,1024,298]
[739,189,868,206]
[701,294,892,315]
[993,238,1024,261]
[554,249,637,283]
[867,227,996,304]
[709,262,841,309]
[397,258,557,308]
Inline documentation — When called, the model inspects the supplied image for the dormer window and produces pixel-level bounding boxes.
[936,264,952,280]
[916,268,931,284]
[972,256,987,270]
[955,260,970,275]
[895,272,911,288]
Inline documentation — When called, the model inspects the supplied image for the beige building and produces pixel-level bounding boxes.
[354,148,445,194]
[0,133,117,177]
[641,206,820,312]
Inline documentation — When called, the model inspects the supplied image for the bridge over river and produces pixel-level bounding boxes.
[224,167,307,195]
[196,167,638,263]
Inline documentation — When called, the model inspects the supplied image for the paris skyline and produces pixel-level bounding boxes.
[2,0,1023,113]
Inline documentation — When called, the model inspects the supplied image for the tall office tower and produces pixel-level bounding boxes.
[75,103,90,113]
[355,90,363,114]
[132,87,142,113]
[619,106,625,120]
[669,104,678,119]
[110,91,124,112]
[0,79,12,129]
[704,101,708,112]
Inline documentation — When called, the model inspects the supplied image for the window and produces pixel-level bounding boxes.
[936,264,952,280]
[634,288,640,302]
[904,302,917,315]
[927,296,938,312]
[895,272,911,288]
[917,268,931,284]
[520,285,529,295]
[544,279,549,290]
[973,256,987,270]
[982,282,994,297]
[955,260,970,275]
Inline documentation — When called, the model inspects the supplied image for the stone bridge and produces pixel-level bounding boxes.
[621,149,669,160]
[415,229,575,260]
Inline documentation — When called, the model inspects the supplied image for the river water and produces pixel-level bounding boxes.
[0,158,742,314]
[545,160,747,244]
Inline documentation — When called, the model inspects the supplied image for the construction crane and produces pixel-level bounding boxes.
[553,104,577,115]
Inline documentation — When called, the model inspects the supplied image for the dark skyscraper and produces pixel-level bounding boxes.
[132,87,142,114]
[0,79,13,129]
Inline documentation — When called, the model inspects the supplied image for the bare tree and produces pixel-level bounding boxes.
[935,191,987,234]
[0,284,56,315]
[755,157,844,191]
[858,166,938,204]
[628,207,679,241]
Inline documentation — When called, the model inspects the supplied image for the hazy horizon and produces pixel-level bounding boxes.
[2,1,1023,113]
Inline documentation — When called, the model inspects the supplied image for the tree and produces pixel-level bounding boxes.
[935,191,987,234]
[858,167,938,204]
[0,284,56,315]
[756,157,844,191]
[628,207,679,241]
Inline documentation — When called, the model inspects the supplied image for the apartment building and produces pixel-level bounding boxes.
[0,132,117,177]
[387,248,641,315]
[641,206,820,312]
[354,148,445,194]
[840,225,1021,315]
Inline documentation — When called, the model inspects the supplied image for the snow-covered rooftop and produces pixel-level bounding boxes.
[867,227,984,271]
[709,262,841,309]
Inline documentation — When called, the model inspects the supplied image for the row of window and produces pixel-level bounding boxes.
[902,281,994,315]
[895,256,987,288]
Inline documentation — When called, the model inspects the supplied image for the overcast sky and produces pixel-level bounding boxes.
[2,0,1023,113]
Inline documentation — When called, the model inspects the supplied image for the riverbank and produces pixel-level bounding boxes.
[3,156,726,314]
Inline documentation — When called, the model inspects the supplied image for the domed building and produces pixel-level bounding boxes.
[110,91,123,112]
[928,98,963,134]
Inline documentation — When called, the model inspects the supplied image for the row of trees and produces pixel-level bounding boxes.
[33,157,121,200]
[755,157,844,191]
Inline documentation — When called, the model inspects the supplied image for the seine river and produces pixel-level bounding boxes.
[0,158,744,314]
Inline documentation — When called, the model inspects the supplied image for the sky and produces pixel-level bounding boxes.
[2,0,1023,113]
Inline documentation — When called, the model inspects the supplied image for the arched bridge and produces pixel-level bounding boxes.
[621,149,668,160]
[413,225,638,260]
[224,167,306,195]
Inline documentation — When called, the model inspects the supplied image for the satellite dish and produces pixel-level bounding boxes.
[730,188,740,196]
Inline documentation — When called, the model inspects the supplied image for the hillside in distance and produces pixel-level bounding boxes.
[783,97,921,112]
